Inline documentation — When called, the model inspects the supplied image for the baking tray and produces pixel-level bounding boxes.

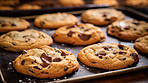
[0,7,148,83]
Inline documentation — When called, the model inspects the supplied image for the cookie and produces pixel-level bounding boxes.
[52,23,105,45]
[58,0,85,6]
[34,13,78,29]
[0,17,30,33]
[93,0,119,7]
[0,6,14,10]
[107,19,148,41]
[134,35,148,54]
[81,8,125,26]
[13,46,79,78]
[0,29,53,52]
[126,0,148,8]
[17,4,41,10]
[78,43,139,70]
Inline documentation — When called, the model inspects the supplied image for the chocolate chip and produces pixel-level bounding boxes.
[99,56,103,59]
[145,29,148,32]
[42,35,45,38]
[79,26,85,29]
[40,53,52,67]
[55,50,62,53]
[33,65,42,70]
[135,40,141,42]
[64,67,68,71]
[41,72,48,74]
[123,58,126,61]
[130,53,138,61]
[21,60,25,65]
[78,33,91,41]
[22,50,27,55]
[67,31,75,37]
[103,47,112,51]
[102,12,109,17]
[53,58,62,62]
[124,26,130,30]
[134,28,137,31]
[119,51,124,54]
[11,23,16,26]
[111,30,115,33]
[61,52,68,56]
[11,43,16,46]
[40,21,45,26]
[113,52,117,54]
[104,19,111,22]
[92,62,97,64]
[99,53,106,56]
[84,29,90,31]
[133,21,139,25]
[1,24,6,27]
[118,44,124,50]
[29,70,34,73]
[66,25,77,29]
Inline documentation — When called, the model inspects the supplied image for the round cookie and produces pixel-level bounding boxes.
[93,0,119,7]
[0,17,30,33]
[0,29,53,52]
[107,19,148,41]
[34,13,78,29]
[126,0,148,8]
[13,46,79,78]
[81,8,125,26]
[58,0,85,6]
[78,43,139,70]
[52,23,105,45]
[134,35,148,54]
[17,4,41,10]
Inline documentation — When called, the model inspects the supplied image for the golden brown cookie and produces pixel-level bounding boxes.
[126,0,148,8]
[0,29,53,52]
[93,0,119,7]
[0,6,14,10]
[0,17,30,33]
[78,43,139,70]
[81,8,125,26]
[107,19,148,41]
[52,23,105,45]
[17,4,41,10]
[34,13,78,29]
[58,0,85,6]
[13,46,79,78]
[134,35,148,54]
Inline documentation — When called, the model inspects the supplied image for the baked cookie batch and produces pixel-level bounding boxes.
[0,8,147,79]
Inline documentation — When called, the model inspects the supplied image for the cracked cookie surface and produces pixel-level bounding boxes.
[0,29,53,52]
[134,35,148,54]
[78,43,139,70]
[81,8,125,26]
[13,46,79,78]
[0,17,30,33]
[34,13,78,29]
[107,19,148,41]
[52,23,105,45]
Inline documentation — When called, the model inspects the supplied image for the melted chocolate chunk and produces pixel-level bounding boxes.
[99,56,103,59]
[103,47,112,51]
[124,26,130,30]
[66,25,77,29]
[42,35,45,38]
[40,53,52,67]
[119,51,125,54]
[99,53,106,56]
[134,28,137,31]
[55,50,62,53]
[105,19,111,22]
[78,33,91,41]
[102,12,109,17]
[11,23,16,26]
[41,72,49,74]
[21,60,25,65]
[84,29,90,31]
[79,26,85,29]
[64,67,68,71]
[132,21,140,25]
[67,31,75,37]
[33,65,42,70]
[92,62,97,64]
[123,58,126,61]
[40,21,45,26]
[118,44,124,50]
[29,70,34,73]
[53,58,62,62]
[130,53,138,61]
[22,50,27,55]
[61,52,68,56]
[11,43,16,46]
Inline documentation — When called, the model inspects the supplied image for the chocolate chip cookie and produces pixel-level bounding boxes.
[81,8,125,26]
[93,0,119,7]
[134,35,148,54]
[17,4,41,10]
[0,29,53,52]
[107,19,148,41]
[52,23,105,45]
[13,46,79,78]
[78,43,139,70]
[34,13,78,29]
[58,0,85,6]
[126,0,148,8]
[0,17,30,33]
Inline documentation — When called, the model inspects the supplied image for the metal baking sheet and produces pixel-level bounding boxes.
[0,8,148,83]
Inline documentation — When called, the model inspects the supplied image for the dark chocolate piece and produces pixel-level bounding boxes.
[130,53,138,61]
[53,58,62,62]
[40,53,52,67]
[67,31,75,37]
[78,33,91,41]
